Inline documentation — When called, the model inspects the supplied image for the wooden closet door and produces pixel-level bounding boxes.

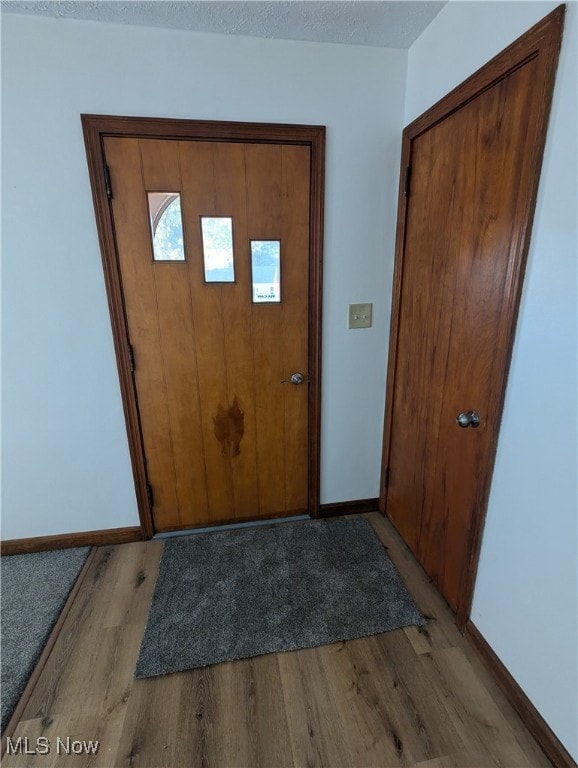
[382,8,564,620]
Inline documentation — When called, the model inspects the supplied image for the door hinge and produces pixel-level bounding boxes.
[146,483,154,510]
[103,163,113,200]
[384,466,390,488]
[127,342,136,372]
[404,165,412,198]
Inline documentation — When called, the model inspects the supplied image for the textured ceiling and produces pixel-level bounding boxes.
[0,1,447,48]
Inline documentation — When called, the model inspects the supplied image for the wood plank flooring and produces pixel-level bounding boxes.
[3,513,550,767]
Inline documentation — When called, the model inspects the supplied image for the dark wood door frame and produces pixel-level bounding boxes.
[380,6,565,627]
[82,115,325,538]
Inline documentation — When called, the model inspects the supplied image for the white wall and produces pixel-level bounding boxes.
[1,14,407,538]
[406,1,578,759]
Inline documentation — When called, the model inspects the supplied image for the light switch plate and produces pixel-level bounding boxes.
[348,303,372,329]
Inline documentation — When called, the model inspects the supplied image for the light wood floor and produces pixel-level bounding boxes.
[4,513,550,767]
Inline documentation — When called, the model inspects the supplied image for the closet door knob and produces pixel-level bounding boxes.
[281,372,308,385]
[456,410,480,428]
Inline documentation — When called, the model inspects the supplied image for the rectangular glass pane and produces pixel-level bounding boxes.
[200,217,235,282]
[251,240,281,303]
[147,192,185,262]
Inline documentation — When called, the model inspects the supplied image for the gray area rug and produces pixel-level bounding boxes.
[136,518,424,678]
[1,547,89,731]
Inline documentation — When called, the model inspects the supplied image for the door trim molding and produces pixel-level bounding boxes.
[318,498,380,518]
[379,6,565,626]
[1,527,142,556]
[82,116,325,538]
[465,621,577,768]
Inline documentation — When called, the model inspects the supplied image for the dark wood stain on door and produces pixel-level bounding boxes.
[214,397,245,458]
[380,7,565,625]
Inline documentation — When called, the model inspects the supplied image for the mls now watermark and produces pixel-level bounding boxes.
[6,736,100,756]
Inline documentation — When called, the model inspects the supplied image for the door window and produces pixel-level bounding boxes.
[250,240,281,303]
[147,192,186,262]
[200,216,235,283]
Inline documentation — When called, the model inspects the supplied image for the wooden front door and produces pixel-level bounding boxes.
[381,9,564,622]
[84,120,324,534]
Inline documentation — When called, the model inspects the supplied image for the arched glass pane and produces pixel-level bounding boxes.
[147,192,185,262]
